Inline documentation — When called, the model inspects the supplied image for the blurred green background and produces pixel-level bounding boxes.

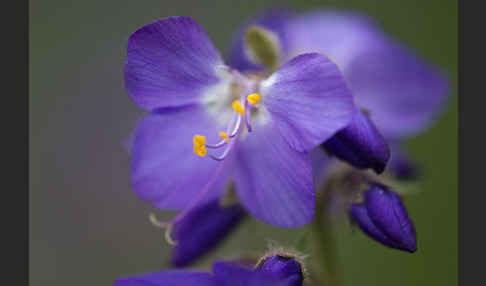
[29,0,457,285]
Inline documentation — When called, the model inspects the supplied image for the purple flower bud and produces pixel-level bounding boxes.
[322,110,390,174]
[350,184,417,252]
[256,255,304,286]
[172,200,246,267]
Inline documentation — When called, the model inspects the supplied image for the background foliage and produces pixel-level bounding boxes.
[30,0,457,285]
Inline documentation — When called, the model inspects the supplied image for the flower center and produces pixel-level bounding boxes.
[193,91,261,161]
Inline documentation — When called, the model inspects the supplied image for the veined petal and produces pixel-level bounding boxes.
[172,200,246,267]
[114,270,218,286]
[227,9,293,72]
[285,10,450,139]
[233,125,315,228]
[322,109,390,174]
[131,105,231,210]
[125,16,224,110]
[261,53,354,152]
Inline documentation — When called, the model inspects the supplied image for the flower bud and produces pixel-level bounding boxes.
[322,109,390,174]
[244,25,281,71]
[171,200,246,267]
[255,254,304,286]
[350,184,417,252]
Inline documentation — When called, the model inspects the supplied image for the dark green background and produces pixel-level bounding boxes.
[30,0,457,285]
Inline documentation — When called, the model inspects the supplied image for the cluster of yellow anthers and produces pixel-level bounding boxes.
[193,93,261,157]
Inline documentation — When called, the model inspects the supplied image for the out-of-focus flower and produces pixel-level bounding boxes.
[114,260,286,286]
[350,184,417,252]
[125,16,355,229]
[228,9,450,173]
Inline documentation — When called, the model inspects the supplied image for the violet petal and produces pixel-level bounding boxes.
[234,124,315,228]
[261,53,354,152]
[131,105,231,210]
[125,16,224,110]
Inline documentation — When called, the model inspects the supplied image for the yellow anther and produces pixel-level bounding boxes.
[219,131,230,143]
[247,93,260,105]
[193,135,207,157]
[232,100,245,115]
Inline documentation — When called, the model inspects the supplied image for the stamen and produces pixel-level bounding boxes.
[247,93,260,105]
[219,131,230,143]
[193,135,207,157]
[232,100,245,115]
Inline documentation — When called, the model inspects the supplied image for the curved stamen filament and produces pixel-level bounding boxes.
[205,140,227,149]
[229,115,242,137]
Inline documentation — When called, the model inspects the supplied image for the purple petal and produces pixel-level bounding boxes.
[261,53,354,152]
[125,16,224,110]
[285,10,450,139]
[114,270,218,286]
[227,9,293,71]
[365,185,417,252]
[322,109,390,174]
[256,255,304,286]
[213,261,281,286]
[172,200,246,267]
[131,105,230,210]
[350,203,400,250]
[233,125,315,228]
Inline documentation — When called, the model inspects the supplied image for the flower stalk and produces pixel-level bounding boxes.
[312,178,342,286]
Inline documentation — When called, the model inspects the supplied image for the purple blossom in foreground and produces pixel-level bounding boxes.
[114,260,301,286]
[125,16,355,229]
[228,9,449,173]
[350,184,417,252]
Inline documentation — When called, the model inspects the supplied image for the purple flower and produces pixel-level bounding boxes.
[256,255,304,286]
[171,199,245,267]
[125,16,355,229]
[350,184,417,252]
[228,9,449,173]
[114,260,287,286]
